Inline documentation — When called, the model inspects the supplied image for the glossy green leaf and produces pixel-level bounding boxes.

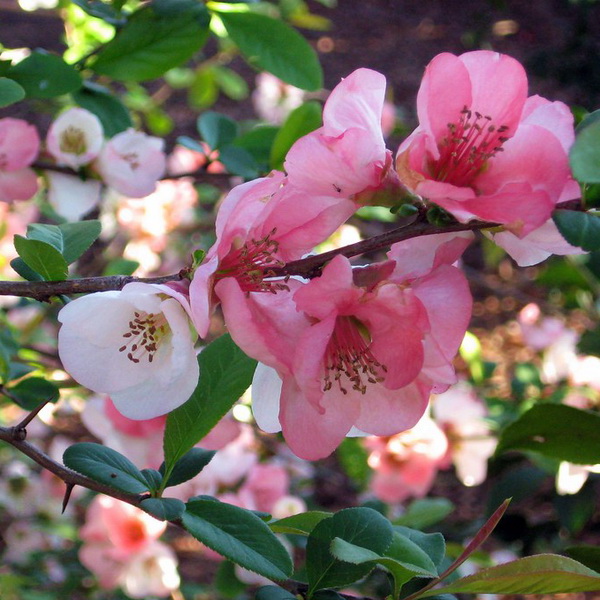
[63,442,149,494]
[496,403,600,464]
[218,145,259,178]
[140,468,163,491]
[73,82,132,137]
[163,334,256,472]
[182,498,293,580]
[270,100,322,170]
[270,511,333,535]
[197,111,238,149]
[8,377,59,410]
[9,51,82,98]
[576,109,600,134]
[91,4,210,81]
[217,11,323,91]
[72,0,125,24]
[13,236,68,281]
[306,507,393,593]
[255,585,298,600]
[159,447,216,488]
[141,497,186,521]
[393,526,446,571]
[233,126,279,169]
[570,119,600,183]
[10,257,43,282]
[553,209,600,251]
[421,555,600,596]
[0,77,25,107]
[27,221,101,264]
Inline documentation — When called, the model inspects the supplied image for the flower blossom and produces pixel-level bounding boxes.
[58,282,198,420]
[396,51,576,241]
[0,117,40,202]
[79,495,180,598]
[46,107,104,169]
[189,170,355,338]
[284,68,402,206]
[94,129,166,198]
[249,233,472,460]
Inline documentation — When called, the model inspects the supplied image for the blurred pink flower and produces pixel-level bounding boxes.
[0,117,40,202]
[46,107,104,169]
[167,143,224,175]
[252,72,306,125]
[58,282,198,420]
[364,415,448,503]
[284,68,401,206]
[396,51,575,238]
[79,495,179,597]
[94,129,166,197]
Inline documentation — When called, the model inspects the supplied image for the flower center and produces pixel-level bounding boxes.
[214,228,290,294]
[59,126,87,156]
[430,106,510,188]
[323,316,387,395]
[119,311,168,364]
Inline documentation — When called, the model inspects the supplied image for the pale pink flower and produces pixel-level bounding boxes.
[432,381,496,487]
[189,171,354,337]
[396,51,575,238]
[518,303,568,351]
[94,129,166,197]
[556,461,600,495]
[284,68,401,205]
[46,107,104,169]
[0,117,40,202]
[46,171,102,221]
[252,72,306,125]
[79,495,179,597]
[166,143,224,175]
[58,282,198,420]
[364,414,448,503]
[249,233,472,460]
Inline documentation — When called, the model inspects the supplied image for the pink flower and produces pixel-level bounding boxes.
[58,282,198,420]
[79,496,180,597]
[0,118,40,202]
[94,129,166,197]
[396,51,575,237]
[364,415,448,504]
[284,68,401,205]
[249,234,472,460]
[46,107,104,169]
[189,171,354,337]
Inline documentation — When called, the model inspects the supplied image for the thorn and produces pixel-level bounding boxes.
[62,483,75,514]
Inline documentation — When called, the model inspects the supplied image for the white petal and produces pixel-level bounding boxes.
[251,363,283,433]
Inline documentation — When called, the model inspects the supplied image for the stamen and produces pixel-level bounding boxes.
[215,228,290,294]
[323,316,387,395]
[118,311,168,364]
[431,105,510,187]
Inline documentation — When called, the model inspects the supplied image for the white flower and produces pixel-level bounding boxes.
[46,171,102,221]
[94,129,166,198]
[46,107,104,169]
[58,282,199,419]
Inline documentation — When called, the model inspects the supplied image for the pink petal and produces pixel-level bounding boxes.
[0,168,38,202]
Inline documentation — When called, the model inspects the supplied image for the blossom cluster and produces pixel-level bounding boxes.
[54,50,583,461]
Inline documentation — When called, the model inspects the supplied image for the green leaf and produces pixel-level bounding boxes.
[27,221,101,264]
[270,100,322,170]
[217,11,323,91]
[72,0,125,24]
[0,77,25,107]
[10,257,43,282]
[8,51,82,98]
[91,3,210,82]
[233,126,279,169]
[197,111,238,150]
[159,447,216,488]
[182,497,293,580]
[256,585,298,600]
[420,555,600,596]
[570,119,600,183]
[306,507,393,593]
[393,498,454,530]
[141,497,185,521]
[63,442,149,494]
[495,403,600,464]
[213,65,249,100]
[140,468,163,491]
[565,546,600,573]
[270,511,333,535]
[73,82,132,137]
[577,325,600,357]
[215,561,247,598]
[576,109,600,134]
[218,145,259,178]
[8,377,59,410]
[553,209,600,251]
[393,526,446,570]
[13,236,68,281]
[163,334,256,472]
